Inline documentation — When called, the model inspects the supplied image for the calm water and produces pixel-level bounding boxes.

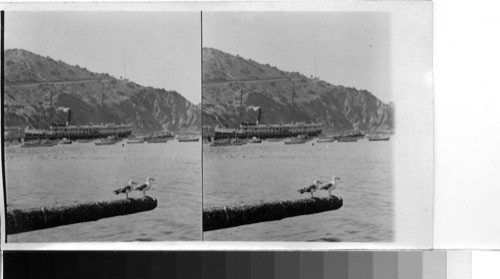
[203,138,394,242]
[5,140,201,242]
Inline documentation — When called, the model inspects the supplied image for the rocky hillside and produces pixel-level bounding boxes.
[203,48,394,132]
[3,49,200,133]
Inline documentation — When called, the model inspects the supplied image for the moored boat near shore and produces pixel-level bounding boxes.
[316,137,335,143]
[127,138,145,144]
[94,136,121,146]
[210,139,245,147]
[144,132,174,143]
[20,140,57,148]
[337,137,358,143]
[58,138,72,145]
[146,137,169,143]
[248,137,262,144]
[284,135,309,145]
[177,136,200,142]
[76,139,94,143]
[368,135,391,141]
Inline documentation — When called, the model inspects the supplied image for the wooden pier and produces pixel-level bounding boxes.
[6,196,157,235]
[203,196,343,232]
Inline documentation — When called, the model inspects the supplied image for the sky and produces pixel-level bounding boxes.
[203,12,392,103]
[5,12,201,104]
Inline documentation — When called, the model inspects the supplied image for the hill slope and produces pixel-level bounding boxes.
[3,49,200,133]
[202,48,394,132]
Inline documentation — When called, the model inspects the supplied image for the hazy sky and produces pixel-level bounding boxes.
[5,12,201,104]
[203,12,392,103]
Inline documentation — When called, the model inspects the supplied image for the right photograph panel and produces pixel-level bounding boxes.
[202,9,432,245]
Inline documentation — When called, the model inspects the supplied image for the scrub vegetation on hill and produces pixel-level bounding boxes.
[202,47,394,133]
[4,49,200,133]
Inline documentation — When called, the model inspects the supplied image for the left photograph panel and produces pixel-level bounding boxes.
[2,12,202,242]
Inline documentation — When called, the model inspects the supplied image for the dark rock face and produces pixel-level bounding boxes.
[4,49,200,133]
[202,48,394,133]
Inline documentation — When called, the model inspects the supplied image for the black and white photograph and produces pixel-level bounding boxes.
[2,12,202,242]
[6,0,500,274]
[202,12,400,242]
[0,3,433,249]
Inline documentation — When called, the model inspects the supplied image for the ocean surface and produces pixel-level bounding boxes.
[203,138,394,242]
[4,140,201,242]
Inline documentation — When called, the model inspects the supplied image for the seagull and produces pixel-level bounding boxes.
[113,180,137,199]
[298,179,323,198]
[134,177,155,197]
[320,176,341,196]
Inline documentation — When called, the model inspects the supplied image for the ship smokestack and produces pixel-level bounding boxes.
[257,108,261,125]
[66,109,72,127]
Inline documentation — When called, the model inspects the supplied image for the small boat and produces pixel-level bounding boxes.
[316,137,335,143]
[284,138,308,145]
[95,136,121,146]
[267,138,283,142]
[146,137,169,143]
[341,130,365,139]
[177,136,200,142]
[368,135,390,141]
[210,139,245,147]
[76,139,94,143]
[20,140,56,148]
[337,137,358,143]
[127,137,145,144]
[59,138,72,145]
[248,137,262,144]
[144,132,173,143]
[284,135,309,145]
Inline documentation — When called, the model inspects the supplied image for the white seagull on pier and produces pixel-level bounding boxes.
[298,179,323,198]
[320,176,341,196]
[134,177,155,197]
[113,180,137,199]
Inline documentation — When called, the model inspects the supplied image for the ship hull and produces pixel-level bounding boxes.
[213,123,322,140]
[24,125,132,141]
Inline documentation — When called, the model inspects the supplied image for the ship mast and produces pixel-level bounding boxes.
[49,91,53,127]
[291,79,295,124]
[239,90,243,126]
[101,92,104,125]
[232,106,238,138]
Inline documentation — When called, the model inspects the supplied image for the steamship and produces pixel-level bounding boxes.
[210,80,322,140]
[24,108,132,141]
[212,107,322,140]
[214,122,322,140]
[205,76,325,140]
